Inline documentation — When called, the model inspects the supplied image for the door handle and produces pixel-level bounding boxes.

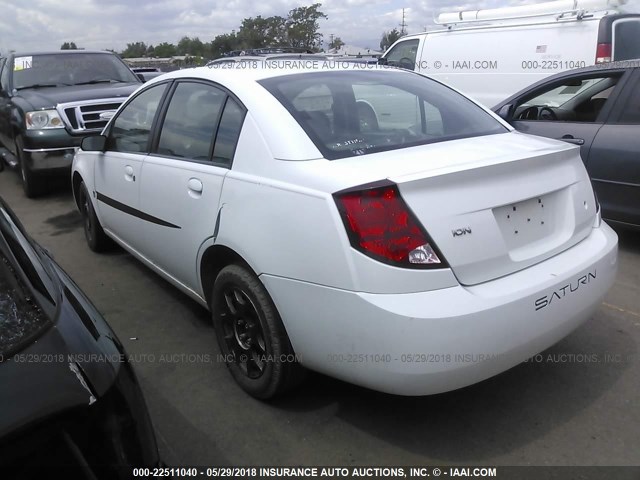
[559,135,585,146]
[188,178,203,197]
[124,165,135,182]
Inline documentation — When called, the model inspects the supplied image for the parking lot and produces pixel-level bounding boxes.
[0,169,638,467]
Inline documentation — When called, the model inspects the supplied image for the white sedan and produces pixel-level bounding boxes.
[72,65,618,399]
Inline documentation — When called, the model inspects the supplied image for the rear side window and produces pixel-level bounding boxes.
[212,99,245,166]
[157,82,226,161]
[108,83,167,153]
[260,70,506,160]
[613,20,640,61]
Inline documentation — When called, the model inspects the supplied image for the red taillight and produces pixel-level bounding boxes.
[595,43,612,64]
[334,182,444,268]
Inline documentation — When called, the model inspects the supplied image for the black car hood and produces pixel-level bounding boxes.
[15,82,140,110]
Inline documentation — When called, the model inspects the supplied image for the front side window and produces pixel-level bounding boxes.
[260,70,506,160]
[108,84,167,153]
[383,39,420,70]
[157,82,226,161]
[513,74,621,122]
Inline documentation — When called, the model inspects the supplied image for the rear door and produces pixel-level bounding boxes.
[138,80,245,292]
[504,69,631,161]
[586,68,640,227]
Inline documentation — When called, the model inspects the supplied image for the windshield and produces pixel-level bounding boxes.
[259,70,507,160]
[12,53,139,90]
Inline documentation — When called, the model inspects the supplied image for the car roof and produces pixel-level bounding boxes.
[157,63,406,83]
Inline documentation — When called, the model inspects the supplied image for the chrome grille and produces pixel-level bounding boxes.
[57,98,126,133]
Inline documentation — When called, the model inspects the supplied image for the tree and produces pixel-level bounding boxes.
[328,36,345,51]
[120,42,148,58]
[112,4,328,60]
[177,36,206,57]
[154,42,177,57]
[60,42,78,50]
[209,33,240,59]
[380,28,404,51]
[237,15,287,49]
[286,3,327,51]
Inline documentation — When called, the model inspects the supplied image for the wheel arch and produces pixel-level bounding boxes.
[72,171,84,210]
[199,244,256,308]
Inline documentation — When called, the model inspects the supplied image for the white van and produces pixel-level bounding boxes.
[381,0,640,107]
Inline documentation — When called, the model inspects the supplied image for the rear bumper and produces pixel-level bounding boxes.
[262,222,618,395]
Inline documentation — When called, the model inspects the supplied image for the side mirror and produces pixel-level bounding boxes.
[496,104,513,121]
[136,73,146,83]
[81,135,107,152]
[378,57,388,66]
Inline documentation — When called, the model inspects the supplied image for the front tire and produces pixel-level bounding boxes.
[211,264,305,399]
[79,181,113,252]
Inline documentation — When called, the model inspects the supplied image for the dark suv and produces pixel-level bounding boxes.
[0,51,141,197]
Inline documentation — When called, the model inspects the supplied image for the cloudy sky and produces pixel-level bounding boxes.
[0,0,639,53]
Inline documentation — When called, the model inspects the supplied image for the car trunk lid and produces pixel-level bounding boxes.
[389,135,596,285]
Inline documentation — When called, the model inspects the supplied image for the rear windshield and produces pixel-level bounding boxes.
[12,53,139,90]
[259,70,507,160]
[614,20,640,61]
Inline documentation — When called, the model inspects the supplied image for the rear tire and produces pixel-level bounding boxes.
[16,137,46,198]
[211,264,305,399]
[79,181,113,252]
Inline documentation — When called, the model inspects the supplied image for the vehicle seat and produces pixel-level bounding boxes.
[576,97,608,122]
